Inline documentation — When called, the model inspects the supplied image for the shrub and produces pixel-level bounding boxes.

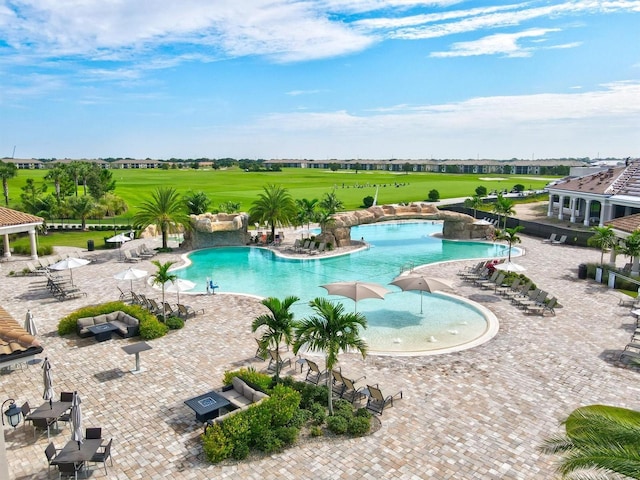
[362,195,374,208]
[263,384,301,427]
[12,244,53,256]
[309,402,326,426]
[310,425,323,437]
[428,189,440,201]
[347,416,371,436]
[165,316,184,330]
[288,409,311,429]
[326,415,348,434]
[254,429,283,454]
[274,426,299,446]
[355,407,372,419]
[222,368,272,392]
[231,441,249,460]
[202,423,232,463]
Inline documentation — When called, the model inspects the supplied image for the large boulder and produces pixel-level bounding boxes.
[182,213,250,249]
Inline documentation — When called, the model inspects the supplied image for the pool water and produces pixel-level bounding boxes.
[176,222,508,354]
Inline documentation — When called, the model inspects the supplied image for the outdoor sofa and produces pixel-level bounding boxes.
[212,376,270,424]
[76,311,139,338]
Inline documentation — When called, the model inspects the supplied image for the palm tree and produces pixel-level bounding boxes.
[296,198,319,230]
[495,226,524,262]
[150,260,177,321]
[293,298,368,415]
[67,195,97,230]
[44,165,67,204]
[622,230,640,276]
[492,193,515,229]
[249,184,297,242]
[252,296,300,382]
[540,404,640,479]
[317,209,336,234]
[133,187,190,250]
[588,226,617,265]
[184,191,210,215]
[464,195,484,219]
[319,189,343,214]
[0,161,18,206]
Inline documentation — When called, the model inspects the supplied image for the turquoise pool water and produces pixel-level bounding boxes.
[175,222,509,353]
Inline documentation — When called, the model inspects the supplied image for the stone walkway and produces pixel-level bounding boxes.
[2,233,639,479]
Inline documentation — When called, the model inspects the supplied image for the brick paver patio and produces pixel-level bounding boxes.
[1,232,638,479]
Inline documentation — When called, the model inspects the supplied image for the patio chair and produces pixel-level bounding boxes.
[331,370,346,396]
[57,461,84,480]
[32,416,57,441]
[526,296,558,316]
[365,384,403,415]
[177,303,204,319]
[44,442,60,477]
[341,376,368,404]
[117,286,132,302]
[146,298,164,316]
[304,359,327,385]
[552,235,567,245]
[254,338,267,361]
[542,233,557,243]
[267,349,292,373]
[90,438,113,475]
[21,402,32,431]
[495,278,520,297]
[136,246,153,259]
[123,250,141,263]
[516,290,548,310]
[481,272,504,290]
[473,270,499,287]
[85,427,102,440]
[504,281,532,301]
[163,302,178,317]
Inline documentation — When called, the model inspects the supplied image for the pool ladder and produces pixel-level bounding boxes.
[400,262,415,274]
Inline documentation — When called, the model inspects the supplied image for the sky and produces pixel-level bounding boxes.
[0,1,639,161]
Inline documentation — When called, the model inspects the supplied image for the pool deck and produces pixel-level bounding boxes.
[2,233,640,479]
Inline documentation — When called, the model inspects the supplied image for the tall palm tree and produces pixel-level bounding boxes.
[495,226,524,262]
[540,404,640,479]
[252,296,300,382]
[622,230,640,276]
[296,198,319,230]
[249,184,297,241]
[293,298,368,415]
[133,187,190,249]
[0,161,18,206]
[464,195,484,219]
[67,195,97,230]
[588,226,617,265]
[66,161,82,197]
[492,193,515,229]
[44,165,68,204]
[150,260,177,321]
[319,189,343,214]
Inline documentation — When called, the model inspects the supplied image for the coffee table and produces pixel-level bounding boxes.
[87,323,119,342]
[184,391,232,422]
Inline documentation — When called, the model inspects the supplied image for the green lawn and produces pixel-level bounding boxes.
[8,166,555,217]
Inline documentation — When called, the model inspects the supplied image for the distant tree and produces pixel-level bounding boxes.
[329,163,340,172]
[134,187,191,250]
[319,189,343,214]
[588,226,617,265]
[44,165,67,203]
[98,193,128,217]
[184,191,210,215]
[428,189,440,202]
[86,166,116,200]
[464,195,484,218]
[0,161,17,205]
[295,198,319,230]
[513,184,525,192]
[363,196,375,208]
[622,230,640,276]
[20,178,47,204]
[218,201,241,214]
[495,226,523,262]
[22,194,58,221]
[67,195,97,230]
[249,184,297,241]
[353,162,362,174]
[401,163,412,174]
[150,260,177,322]
[317,209,336,233]
[492,193,515,229]
[475,185,488,196]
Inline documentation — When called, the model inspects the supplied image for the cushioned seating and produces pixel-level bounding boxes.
[212,377,269,424]
[76,311,139,338]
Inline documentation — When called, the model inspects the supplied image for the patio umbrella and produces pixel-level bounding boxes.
[163,278,196,304]
[106,233,132,245]
[321,281,390,312]
[494,262,526,273]
[390,275,453,314]
[114,267,148,292]
[70,391,83,449]
[42,357,54,401]
[25,309,38,336]
[49,257,90,286]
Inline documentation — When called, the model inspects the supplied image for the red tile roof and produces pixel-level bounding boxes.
[606,213,640,234]
[0,206,43,227]
[0,306,42,361]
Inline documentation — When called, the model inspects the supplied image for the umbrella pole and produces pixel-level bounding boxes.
[420,291,423,314]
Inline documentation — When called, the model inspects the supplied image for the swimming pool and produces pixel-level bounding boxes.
[174,222,509,354]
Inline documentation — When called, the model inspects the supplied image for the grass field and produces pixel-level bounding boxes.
[7,166,555,216]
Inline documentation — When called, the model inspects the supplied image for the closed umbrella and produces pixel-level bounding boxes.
[114,267,148,292]
[49,257,90,286]
[164,279,196,304]
[321,281,390,312]
[71,391,83,449]
[42,357,54,401]
[390,275,453,314]
[494,262,526,273]
[25,309,38,336]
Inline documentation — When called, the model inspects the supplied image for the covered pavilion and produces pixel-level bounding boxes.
[0,206,43,260]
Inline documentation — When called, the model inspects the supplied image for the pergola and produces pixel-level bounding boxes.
[0,207,44,260]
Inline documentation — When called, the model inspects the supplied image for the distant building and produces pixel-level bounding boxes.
[0,158,45,169]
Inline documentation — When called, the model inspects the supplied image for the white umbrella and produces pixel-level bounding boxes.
[71,391,83,449]
[114,267,148,292]
[163,278,196,304]
[473,219,493,225]
[321,281,390,312]
[25,309,38,336]
[49,257,90,286]
[106,233,132,245]
[494,262,526,273]
[390,275,453,313]
[42,357,54,401]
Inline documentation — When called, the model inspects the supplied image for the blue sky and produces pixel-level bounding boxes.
[1,1,639,160]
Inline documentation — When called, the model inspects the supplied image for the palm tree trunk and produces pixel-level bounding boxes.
[162,225,168,249]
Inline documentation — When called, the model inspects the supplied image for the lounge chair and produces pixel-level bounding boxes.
[620,342,640,362]
[117,286,132,302]
[136,246,153,259]
[552,235,567,245]
[331,370,346,396]
[254,339,267,361]
[177,303,204,319]
[146,298,164,316]
[365,384,403,415]
[131,292,144,307]
[163,302,178,317]
[123,250,141,263]
[516,290,548,310]
[526,296,557,316]
[495,278,521,297]
[480,272,504,290]
[341,375,368,404]
[304,359,327,385]
[267,349,292,373]
[542,233,557,243]
[473,270,499,287]
[504,281,532,302]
